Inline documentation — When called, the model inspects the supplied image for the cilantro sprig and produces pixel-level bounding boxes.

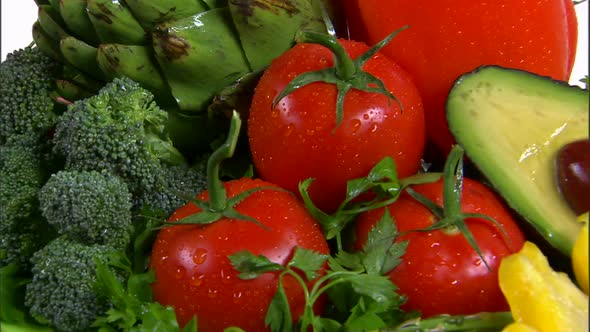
[230,209,408,332]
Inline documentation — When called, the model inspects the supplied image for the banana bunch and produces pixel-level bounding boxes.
[32,0,332,151]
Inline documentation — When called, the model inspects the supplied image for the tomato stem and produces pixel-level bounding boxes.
[295,30,357,81]
[206,111,241,211]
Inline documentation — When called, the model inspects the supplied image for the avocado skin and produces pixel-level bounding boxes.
[446,65,589,257]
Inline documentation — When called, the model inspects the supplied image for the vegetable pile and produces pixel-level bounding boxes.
[1,0,588,331]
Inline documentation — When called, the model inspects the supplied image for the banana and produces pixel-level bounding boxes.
[38,5,69,41]
[202,0,228,8]
[55,79,93,101]
[86,0,146,45]
[124,0,208,27]
[32,21,65,62]
[96,44,175,107]
[152,7,251,112]
[60,36,106,81]
[59,0,101,46]
[228,0,327,70]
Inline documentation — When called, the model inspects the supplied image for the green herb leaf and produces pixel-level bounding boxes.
[229,251,284,280]
[362,209,406,275]
[265,279,293,332]
[288,247,328,281]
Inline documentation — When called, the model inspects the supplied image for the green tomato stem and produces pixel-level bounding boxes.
[206,111,241,211]
[295,30,356,81]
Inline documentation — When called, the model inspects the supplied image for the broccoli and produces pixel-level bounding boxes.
[0,46,59,144]
[24,236,123,332]
[52,77,207,214]
[0,136,54,270]
[38,170,134,250]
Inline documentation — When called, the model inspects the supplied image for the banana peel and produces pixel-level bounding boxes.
[124,0,208,27]
[59,0,101,45]
[86,0,146,45]
[499,241,589,332]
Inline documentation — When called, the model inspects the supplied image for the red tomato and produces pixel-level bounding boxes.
[344,0,578,158]
[248,38,425,213]
[354,177,526,317]
[149,178,330,330]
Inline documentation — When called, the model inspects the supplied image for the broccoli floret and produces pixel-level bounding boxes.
[0,47,59,143]
[24,236,122,332]
[0,136,54,270]
[38,170,134,250]
[53,77,206,214]
[138,163,208,215]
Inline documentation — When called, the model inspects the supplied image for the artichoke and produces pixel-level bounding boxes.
[32,0,333,152]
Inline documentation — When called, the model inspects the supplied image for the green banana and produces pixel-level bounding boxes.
[60,36,106,81]
[228,0,327,70]
[152,7,251,112]
[96,44,175,107]
[32,21,65,62]
[55,79,93,101]
[86,0,146,44]
[37,5,69,41]
[59,0,101,46]
[124,0,209,27]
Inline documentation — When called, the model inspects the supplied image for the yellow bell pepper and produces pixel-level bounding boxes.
[573,213,589,295]
[499,241,589,332]
[502,322,540,332]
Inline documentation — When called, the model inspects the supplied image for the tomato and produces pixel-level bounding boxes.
[344,0,578,158]
[149,178,330,330]
[248,36,425,213]
[354,177,526,317]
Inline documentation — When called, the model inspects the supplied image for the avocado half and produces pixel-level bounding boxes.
[446,66,589,256]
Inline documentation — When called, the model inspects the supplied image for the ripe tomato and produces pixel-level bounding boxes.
[149,178,330,330]
[354,177,526,317]
[248,37,425,213]
[344,0,578,158]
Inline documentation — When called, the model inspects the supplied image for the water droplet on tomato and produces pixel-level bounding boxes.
[190,273,205,287]
[192,248,208,265]
[451,280,459,285]
[208,288,219,299]
[233,291,243,304]
[370,124,378,132]
[473,258,483,266]
[350,119,362,133]
[284,124,294,137]
[175,266,186,279]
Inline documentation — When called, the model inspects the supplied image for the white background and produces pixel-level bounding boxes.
[1,0,588,86]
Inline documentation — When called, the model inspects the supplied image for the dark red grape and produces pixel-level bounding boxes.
[556,139,590,215]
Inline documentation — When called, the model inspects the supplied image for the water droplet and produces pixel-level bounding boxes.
[233,292,243,304]
[192,248,208,265]
[284,124,294,137]
[350,119,361,133]
[190,273,205,287]
[369,123,378,132]
[175,266,186,279]
[363,113,370,120]
[473,258,483,266]
[208,288,219,299]
[451,280,459,285]
[430,242,440,248]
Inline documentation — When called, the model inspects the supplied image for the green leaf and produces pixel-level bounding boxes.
[265,280,293,332]
[332,251,363,271]
[229,250,284,280]
[0,264,30,323]
[361,209,407,275]
[348,274,398,310]
[288,247,328,281]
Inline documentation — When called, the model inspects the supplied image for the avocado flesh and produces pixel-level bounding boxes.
[447,66,589,256]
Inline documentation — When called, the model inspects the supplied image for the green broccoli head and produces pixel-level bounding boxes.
[0,47,59,143]
[52,77,205,214]
[138,163,208,215]
[38,170,134,250]
[24,236,122,332]
[0,136,54,269]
